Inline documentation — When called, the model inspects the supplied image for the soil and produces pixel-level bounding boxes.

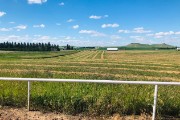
[0,107,152,120]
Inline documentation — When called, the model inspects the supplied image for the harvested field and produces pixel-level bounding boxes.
[0,50,179,118]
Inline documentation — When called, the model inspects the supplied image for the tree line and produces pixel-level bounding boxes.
[0,42,60,51]
[66,44,73,50]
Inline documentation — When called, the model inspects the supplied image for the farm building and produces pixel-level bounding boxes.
[177,48,180,51]
[107,48,118,51]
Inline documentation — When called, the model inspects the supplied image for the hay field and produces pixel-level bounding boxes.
[0,50,179,117]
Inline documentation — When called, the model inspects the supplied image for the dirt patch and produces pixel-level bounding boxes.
[0,107,152,120]
[0,107,96,120]
[101,51,104,59]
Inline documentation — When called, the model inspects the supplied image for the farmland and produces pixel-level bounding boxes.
[0,50,180,118]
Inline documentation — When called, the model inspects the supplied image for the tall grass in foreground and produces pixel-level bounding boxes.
[0,50,179,117]
[0,81,179,117]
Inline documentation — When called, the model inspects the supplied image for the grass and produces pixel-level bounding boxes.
[0,50,179,118]
[0,50,78,59]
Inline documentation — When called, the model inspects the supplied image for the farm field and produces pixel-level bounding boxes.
[0,50,180,118]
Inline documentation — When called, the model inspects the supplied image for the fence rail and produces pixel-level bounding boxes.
[0,77,180,120]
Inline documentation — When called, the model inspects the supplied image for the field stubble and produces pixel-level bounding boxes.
[0,50,179,118]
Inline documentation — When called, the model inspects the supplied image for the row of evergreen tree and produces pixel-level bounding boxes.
[66,44,74,50]
[0,42,60,51]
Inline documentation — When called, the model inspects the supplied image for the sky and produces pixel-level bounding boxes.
[0,0,180,46]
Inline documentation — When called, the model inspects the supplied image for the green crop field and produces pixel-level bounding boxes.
[0,50,179,118]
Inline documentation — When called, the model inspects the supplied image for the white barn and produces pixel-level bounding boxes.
[107,48,118,51]
[177,48,180,51]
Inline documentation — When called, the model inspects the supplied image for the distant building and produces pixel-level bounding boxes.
[107,48,118,51]
[177,48,180,51]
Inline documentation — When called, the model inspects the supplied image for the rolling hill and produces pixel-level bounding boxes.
[98,43,176,50]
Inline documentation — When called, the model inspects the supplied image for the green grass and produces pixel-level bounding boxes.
[0,50,78,59]
[0,50,179,117]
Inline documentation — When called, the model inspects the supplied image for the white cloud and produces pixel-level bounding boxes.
[118,27,151,34]
[146,34,154,36]
[33,24,45,28]
[59,2,64,6]
[67,19,74,22]
[154,36,163,38]
[0,35,85,46]
[0,11,6,17]
[101,23,119,28]
[175,31,180,35]
[28,0,47,4]
[65,36,72,40]
[118,30,130,33]
[59,36,76,40]
[89,15,102,19]
[110,35,122,40]
[89,15,108,19]
[0,35,30,43]
[72,25,79,29]
[34,35,42,37]
[8,35,20,39]
[155,31,174,36]
[133,27,151,33]
[65,36,70,40]
[0,28,12,32]
[147,31,180,38]
[130,36,156,44]
[32,35,61,43]
[33,35,81,45]
[15,25,27,31]
[79,30,95,34]
[79,30,106,37]
[92,33,106,37]
[39,35,50,40]
[0,25,27,32]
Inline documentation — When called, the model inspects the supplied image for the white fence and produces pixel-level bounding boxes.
[0,77,180,120]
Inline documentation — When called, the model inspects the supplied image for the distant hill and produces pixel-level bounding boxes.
[151,43,175,48]
[98,43,176,50]
[126,43,151,48]
[120,43,176,50]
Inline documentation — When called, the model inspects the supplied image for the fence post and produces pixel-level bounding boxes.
[152,85,158,120]
[28,81,31,111]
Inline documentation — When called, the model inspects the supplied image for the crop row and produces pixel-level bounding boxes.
[0,50,179,118]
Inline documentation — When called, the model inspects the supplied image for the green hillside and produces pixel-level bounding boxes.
[151,43,175,48]
[126,43,151,48]
[98,43,176,50]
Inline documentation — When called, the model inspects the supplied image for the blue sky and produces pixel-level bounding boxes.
[0,0,180,46]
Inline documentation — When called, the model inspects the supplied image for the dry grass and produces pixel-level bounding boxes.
[0,50,179,117]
